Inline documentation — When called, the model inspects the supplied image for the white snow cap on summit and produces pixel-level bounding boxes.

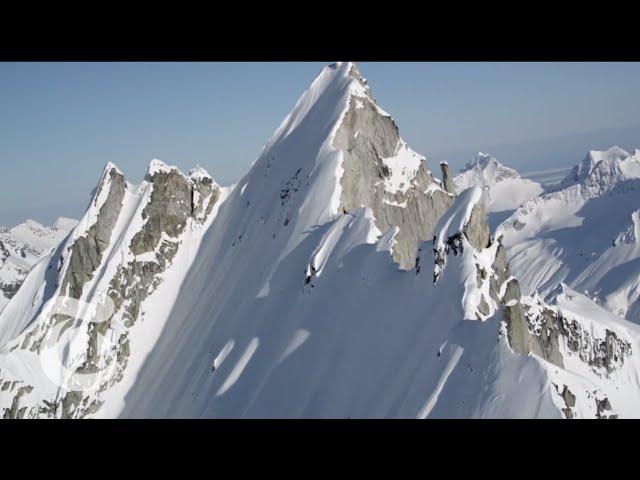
[147,158,180,176]
[189,166,216,184]
[461,152,518,178]
[103,161,124,175]
[579,146,630,175]
[266,62,368,147]
[466,152,498,168]
[454,152,542,213]
[560,146,640,194]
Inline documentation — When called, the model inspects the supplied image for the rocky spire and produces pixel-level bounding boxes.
[440,162,455,195]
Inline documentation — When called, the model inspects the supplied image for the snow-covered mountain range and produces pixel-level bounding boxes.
[1,62,639,419]
[499,146,640,324]
[0,218,76,314]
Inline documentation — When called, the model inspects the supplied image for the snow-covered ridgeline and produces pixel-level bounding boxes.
[0,159,225,418]
[3,62,640,419]
[498,146,640,324]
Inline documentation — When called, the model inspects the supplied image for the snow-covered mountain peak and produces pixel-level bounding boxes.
[265,62,365,150]
[102,161,123,176]
[559,146,640,195]
[146,158,186,178]
[461,152,519,182]
[5,65,640,419]
[225,61,452,270]
[454,152,542,214]
[580,146,629,176]
[189,165,215,183]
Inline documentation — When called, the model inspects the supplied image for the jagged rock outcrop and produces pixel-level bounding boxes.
[503,280,635,382]
[430,180,636,418]
[440,162,455,195]
[464,201,490,251]
[503,281,564,367]
[488,241,509,303]
[335,65,453,270]
[130,168,192,255]
[432,187,490,286]
[61,167,126,299]
[0,161,223,419]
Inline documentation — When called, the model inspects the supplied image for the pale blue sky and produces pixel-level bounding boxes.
[1,62,639,226]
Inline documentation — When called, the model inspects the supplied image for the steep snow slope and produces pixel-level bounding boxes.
[2,63,640,419]
[119,181,563,418]
[499,147,640,323]
[0,161,225,418]
[454,153,543,213]
[0,218,77,313]
[115,64,640,419]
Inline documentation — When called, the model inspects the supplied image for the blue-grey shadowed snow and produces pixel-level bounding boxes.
[2,62,640,226]
[488,210,515,233]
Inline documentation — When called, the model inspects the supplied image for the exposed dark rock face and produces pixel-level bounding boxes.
[1,281,21,300]
[477,295,490,317]
[440,162,455,195]
[61,168,126,299]
[562,385,576,407]
[432,194,491,286]
[596,397,615,419]
[463,201,490,251]
[508,294,564,368]
[502,280,633,377]
[0,241,8,262]
[334,91,452,270]
[558,321,631,375]
[58,169,221,418]
[2,384,33,419]
[192,175,220,223]
[559,385,576,418]
[0,165,221,419]
[489,242,509,304]
[131,170,192,255]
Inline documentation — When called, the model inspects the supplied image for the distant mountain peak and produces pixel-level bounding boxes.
[560,145,640,195]
[103,161,123,175]
[455,153,542,212]
[461,152,519,179]
[0,217,77,315]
